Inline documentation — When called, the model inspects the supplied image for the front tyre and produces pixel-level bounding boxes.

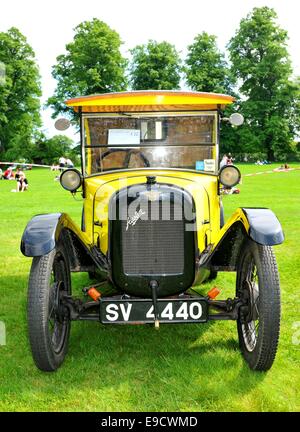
[27,247,71,371]
[236,240,281,371]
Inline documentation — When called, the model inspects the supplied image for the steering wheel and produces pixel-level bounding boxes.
[98,148,150,169]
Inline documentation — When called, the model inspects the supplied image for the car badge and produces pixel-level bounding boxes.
[126,209,146,231]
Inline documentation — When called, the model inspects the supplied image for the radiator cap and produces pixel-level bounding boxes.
[146,176,156,185]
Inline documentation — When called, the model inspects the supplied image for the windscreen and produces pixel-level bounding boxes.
[84,114,216,174]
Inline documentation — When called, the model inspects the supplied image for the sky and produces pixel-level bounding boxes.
[0,0,299,142]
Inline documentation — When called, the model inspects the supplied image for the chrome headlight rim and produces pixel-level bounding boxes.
[219,165,241,188]
[60,168,83,192]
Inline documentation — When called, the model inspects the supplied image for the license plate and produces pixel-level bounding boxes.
[100,298,208,324]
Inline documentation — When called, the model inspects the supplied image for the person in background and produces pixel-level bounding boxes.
[15,167,22,182]
[15,168,28,192]
[59,156,67,171]
[221,185,240,195]
[220,154,227,168]
[66,158,74,168]
[0,168,3,180]
[227,153,233,165]
[3,167,14,180]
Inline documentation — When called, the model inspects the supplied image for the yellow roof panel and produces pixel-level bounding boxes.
[65,90,235,112]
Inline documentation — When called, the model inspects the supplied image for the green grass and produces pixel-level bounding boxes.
[0,164,299,412]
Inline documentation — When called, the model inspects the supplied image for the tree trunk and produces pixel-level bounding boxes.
[267,147,275,161]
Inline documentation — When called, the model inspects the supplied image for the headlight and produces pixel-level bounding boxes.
[219,165,241,187]
[60,169,82,192]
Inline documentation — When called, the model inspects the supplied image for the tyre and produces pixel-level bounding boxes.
[236,239,281,371]
[27,247,71,371]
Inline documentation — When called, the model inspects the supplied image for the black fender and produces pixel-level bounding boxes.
[21,213,63,257]
[204,207,284,272]
[242,208,284,246]
[21,213,108,275]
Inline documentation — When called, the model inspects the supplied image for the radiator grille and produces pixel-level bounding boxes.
[121,204,185,275]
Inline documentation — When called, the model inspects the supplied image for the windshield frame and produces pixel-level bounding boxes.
[80,111,220,177]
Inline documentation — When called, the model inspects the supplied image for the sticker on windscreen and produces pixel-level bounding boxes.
[196,160,205,171]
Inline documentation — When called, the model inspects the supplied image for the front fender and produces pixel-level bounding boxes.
[206,207,284,271]
[242,208,284,246]
[20,213,90,257]
[21,213,63,256]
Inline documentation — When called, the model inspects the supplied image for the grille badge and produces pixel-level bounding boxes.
[126,209,146,231]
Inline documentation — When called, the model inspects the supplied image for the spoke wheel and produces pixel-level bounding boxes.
[240,266,260,352]
[28,247,71,371]
[236,240,281,371]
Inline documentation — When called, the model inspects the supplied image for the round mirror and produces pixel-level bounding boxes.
[229,113,244,127]
[54,118,71,131]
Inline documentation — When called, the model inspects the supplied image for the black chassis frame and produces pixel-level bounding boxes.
[60,282,245,324]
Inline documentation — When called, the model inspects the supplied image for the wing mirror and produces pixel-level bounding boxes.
[229,113,244,126]
[54,118,71,131]
[222,113,244,127]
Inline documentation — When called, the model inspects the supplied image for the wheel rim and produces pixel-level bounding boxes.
[239,258,260,352]
[48,253,69,355]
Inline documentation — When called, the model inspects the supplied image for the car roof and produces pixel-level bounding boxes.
[65,90,235,113]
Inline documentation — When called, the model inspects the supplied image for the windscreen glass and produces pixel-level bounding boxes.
[84,114,216,174]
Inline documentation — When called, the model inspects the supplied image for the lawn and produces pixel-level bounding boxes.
[0,164,299,412]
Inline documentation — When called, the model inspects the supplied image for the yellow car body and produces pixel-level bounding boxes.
[21,91,284,372]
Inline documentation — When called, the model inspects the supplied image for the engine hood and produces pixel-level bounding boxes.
[83,169,219,254]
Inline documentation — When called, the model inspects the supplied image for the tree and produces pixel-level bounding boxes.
[31,134,76,165]
[227,7,300,160]
[129,40,181,90]
[185,32,233,94]
[0,27,41,158]
[47,19,127,120]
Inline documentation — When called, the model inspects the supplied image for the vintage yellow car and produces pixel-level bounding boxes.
[21,91,284,372]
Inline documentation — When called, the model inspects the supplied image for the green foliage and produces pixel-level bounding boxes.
[47,18,127,120]
[129,40,181,90]
[0,27,41,157]
[31,133,76,165]
[2,12,300,164]
[227,7,300,160]
[185,32,234,93]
